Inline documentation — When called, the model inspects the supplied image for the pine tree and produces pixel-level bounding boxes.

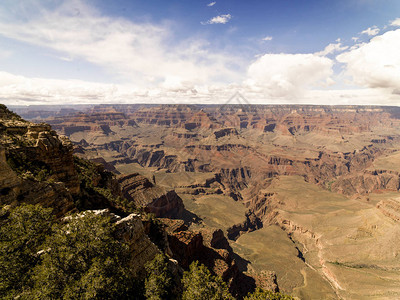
[182,261,234,300]
[145,254,173,300]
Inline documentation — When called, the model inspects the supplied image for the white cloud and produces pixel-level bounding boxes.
[244,53,334,98]
[337,29,400,91]
[0,71,205,105]
[391,18,400,27]
[203,14,232,25]
[1,69,398,106]
[207,2,216,7]
[315,42,348,56]
[262,36,273,41]
[352,37,359,42]
[0,1,239,89]
[361,26,380,36]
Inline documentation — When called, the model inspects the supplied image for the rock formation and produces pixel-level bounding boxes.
[118,173,185,218]
[0,105,79,216]
[11,103,400,298]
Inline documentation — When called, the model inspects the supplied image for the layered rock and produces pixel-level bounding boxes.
[42,104,400,218]
[377,198,400,222]
[118,173,185,218]
[115,213,161,275]
[161,218,252,297]
[0,105,79,216]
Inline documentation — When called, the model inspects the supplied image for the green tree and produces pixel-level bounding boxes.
[30,212,134,299]
[182,261,234,300]
[244,287,294,300]
[0,204,54,299]
[145,254,173,300]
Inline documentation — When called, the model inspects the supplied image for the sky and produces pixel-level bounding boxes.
[0,0,399,106]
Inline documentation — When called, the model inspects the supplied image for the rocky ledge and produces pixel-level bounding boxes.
[118,173,185,218]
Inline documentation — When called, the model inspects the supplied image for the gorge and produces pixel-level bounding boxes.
[4,103,400,299]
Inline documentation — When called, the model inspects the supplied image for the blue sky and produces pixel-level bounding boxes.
[0,0,399,105]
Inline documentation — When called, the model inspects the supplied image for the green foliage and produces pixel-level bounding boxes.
[182,261,234,300]
[244,288,294,300]
[74,156,113,188]
[0,205,142,299]
[30,211,134,299]
[73,156,136,212]
[326,180,335,192]
[0,204,247,300]
[0,204,54,299]
[145,254,173,300]
[6,150,51,181]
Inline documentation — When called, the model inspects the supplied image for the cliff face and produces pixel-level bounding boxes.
[118,173,185,218]
[109,210,162,275]
[48,110,138,136]
[0,106,189,285]
[0,105,79,216]
[0,146,20,199]
[160,218,255,297]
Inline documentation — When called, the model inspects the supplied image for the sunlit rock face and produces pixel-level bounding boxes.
[0,104,79,216]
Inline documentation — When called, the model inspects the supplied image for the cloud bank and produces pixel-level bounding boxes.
[337,29,400,92]
[245,53,333,97]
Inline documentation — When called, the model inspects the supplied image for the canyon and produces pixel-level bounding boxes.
[8,103,400,299]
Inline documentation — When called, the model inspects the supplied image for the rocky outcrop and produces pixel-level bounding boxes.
[67,209,161,276]
[201,228,232,251]
[0,145,75,217]
[118,173,185,218]
[214,128,239,139]
[0,105,79,216]
[115,213,161,275]
[331,171,400,195]
[164,222,252,297]
[377,198,400,222]
[0,146,21,199]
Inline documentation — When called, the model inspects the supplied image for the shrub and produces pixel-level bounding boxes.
[30,212,134,299]
[145,254,173,300]
[182,261,234,300]
[0,204,54,298]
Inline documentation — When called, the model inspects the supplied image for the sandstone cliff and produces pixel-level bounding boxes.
[118,173,185,218]
[0,105,79,216]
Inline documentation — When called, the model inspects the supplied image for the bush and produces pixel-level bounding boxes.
[145,254,173,300]
[6,151,51,181]
[73,156,137,213]
[0,204,54,298]
[30,212,134,299]
[182,261,234,300]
